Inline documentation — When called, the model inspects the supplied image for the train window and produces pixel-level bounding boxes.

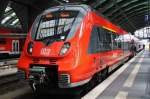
[35,10,84,43]
[88,25,114,54]
[88,26,100,53]
[123,42,130,51]
[97,28,104,51]
[97,27,106,51]
[0,38,6,44]
[98,27,112,51]
[115,34,132,51]
[88,25,125,54]
[112,34,119,49]
[104,30,112,50]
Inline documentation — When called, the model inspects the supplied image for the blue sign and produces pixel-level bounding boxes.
[145,15,149,21]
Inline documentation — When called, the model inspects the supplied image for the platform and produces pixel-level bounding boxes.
[0,58,18,77]
[0,68,17,77]
[82,50,150,99]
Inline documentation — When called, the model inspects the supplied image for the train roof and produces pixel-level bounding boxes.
[39,4,128,35]
[43,4,92,14]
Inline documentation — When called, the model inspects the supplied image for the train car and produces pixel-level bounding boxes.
[116,34,143,56]
[127,35,144,52]
[17,4,132,94]
[135,40,144,52]
[0,28,25,58]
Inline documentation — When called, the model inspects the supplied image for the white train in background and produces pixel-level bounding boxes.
[116,34,144,53]
[135,40,144,52]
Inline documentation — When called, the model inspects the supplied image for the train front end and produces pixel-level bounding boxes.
[17,5,90,93]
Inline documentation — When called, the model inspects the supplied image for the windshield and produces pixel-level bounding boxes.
[35,10,83,43]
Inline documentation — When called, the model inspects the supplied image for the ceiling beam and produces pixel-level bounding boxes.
[11,2,28,32]
[0,0,9,22]
[112,0,137,31]
[105,0,139,17]
[117,9,148,25]
[110,1,147,20]
[113,7,148,24]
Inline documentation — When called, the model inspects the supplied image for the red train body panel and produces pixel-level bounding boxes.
[18,4,132,93]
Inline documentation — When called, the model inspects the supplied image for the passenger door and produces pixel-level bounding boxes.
[12,40,19,54]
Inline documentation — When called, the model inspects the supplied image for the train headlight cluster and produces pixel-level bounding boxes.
[60,42,70,56]
[27,42,33,54]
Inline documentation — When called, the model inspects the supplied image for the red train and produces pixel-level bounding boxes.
[0,28,25,58]
[18,4,133,94]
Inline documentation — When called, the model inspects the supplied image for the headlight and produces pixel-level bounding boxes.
[27,42,33,54]
[60,42,70,56]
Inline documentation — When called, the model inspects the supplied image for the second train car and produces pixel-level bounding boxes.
[18,4,132,94]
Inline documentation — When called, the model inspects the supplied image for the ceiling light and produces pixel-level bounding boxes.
[63,0,69,3]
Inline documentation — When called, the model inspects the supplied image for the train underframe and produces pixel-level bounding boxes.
[18,55,130,95]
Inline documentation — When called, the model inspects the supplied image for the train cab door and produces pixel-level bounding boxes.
[12,40,19,54]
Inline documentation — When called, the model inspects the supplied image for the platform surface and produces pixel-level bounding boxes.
[83,50,150,99]
[0,68,17,77]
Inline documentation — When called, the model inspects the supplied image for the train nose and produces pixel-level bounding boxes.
[31,42,64,57]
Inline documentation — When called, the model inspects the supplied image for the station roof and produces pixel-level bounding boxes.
[87,0,150,33]
[0,4,21,29]
[0,0,149,34]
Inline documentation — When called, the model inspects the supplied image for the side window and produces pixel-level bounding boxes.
[88,26,99,53]
[98,27,112,51]
[115,34,127,50]
[100,28,107,50]
[105,30,111,50]
[124,42,130,51]
[0,38,6,44]
[97,27,105,51]
[88,25,121,54]
[112,34,119,49]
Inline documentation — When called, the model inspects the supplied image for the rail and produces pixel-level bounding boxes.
[0,73,19,86]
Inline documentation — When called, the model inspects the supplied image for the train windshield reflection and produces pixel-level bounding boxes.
[36,10,83,41]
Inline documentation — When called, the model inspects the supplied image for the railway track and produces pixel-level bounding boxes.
[0,58,20,95]
[0,73,28,95]
[0,58,19,89]
[0,73,19,86]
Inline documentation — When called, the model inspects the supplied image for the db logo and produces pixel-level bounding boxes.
[40,48,51,56]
